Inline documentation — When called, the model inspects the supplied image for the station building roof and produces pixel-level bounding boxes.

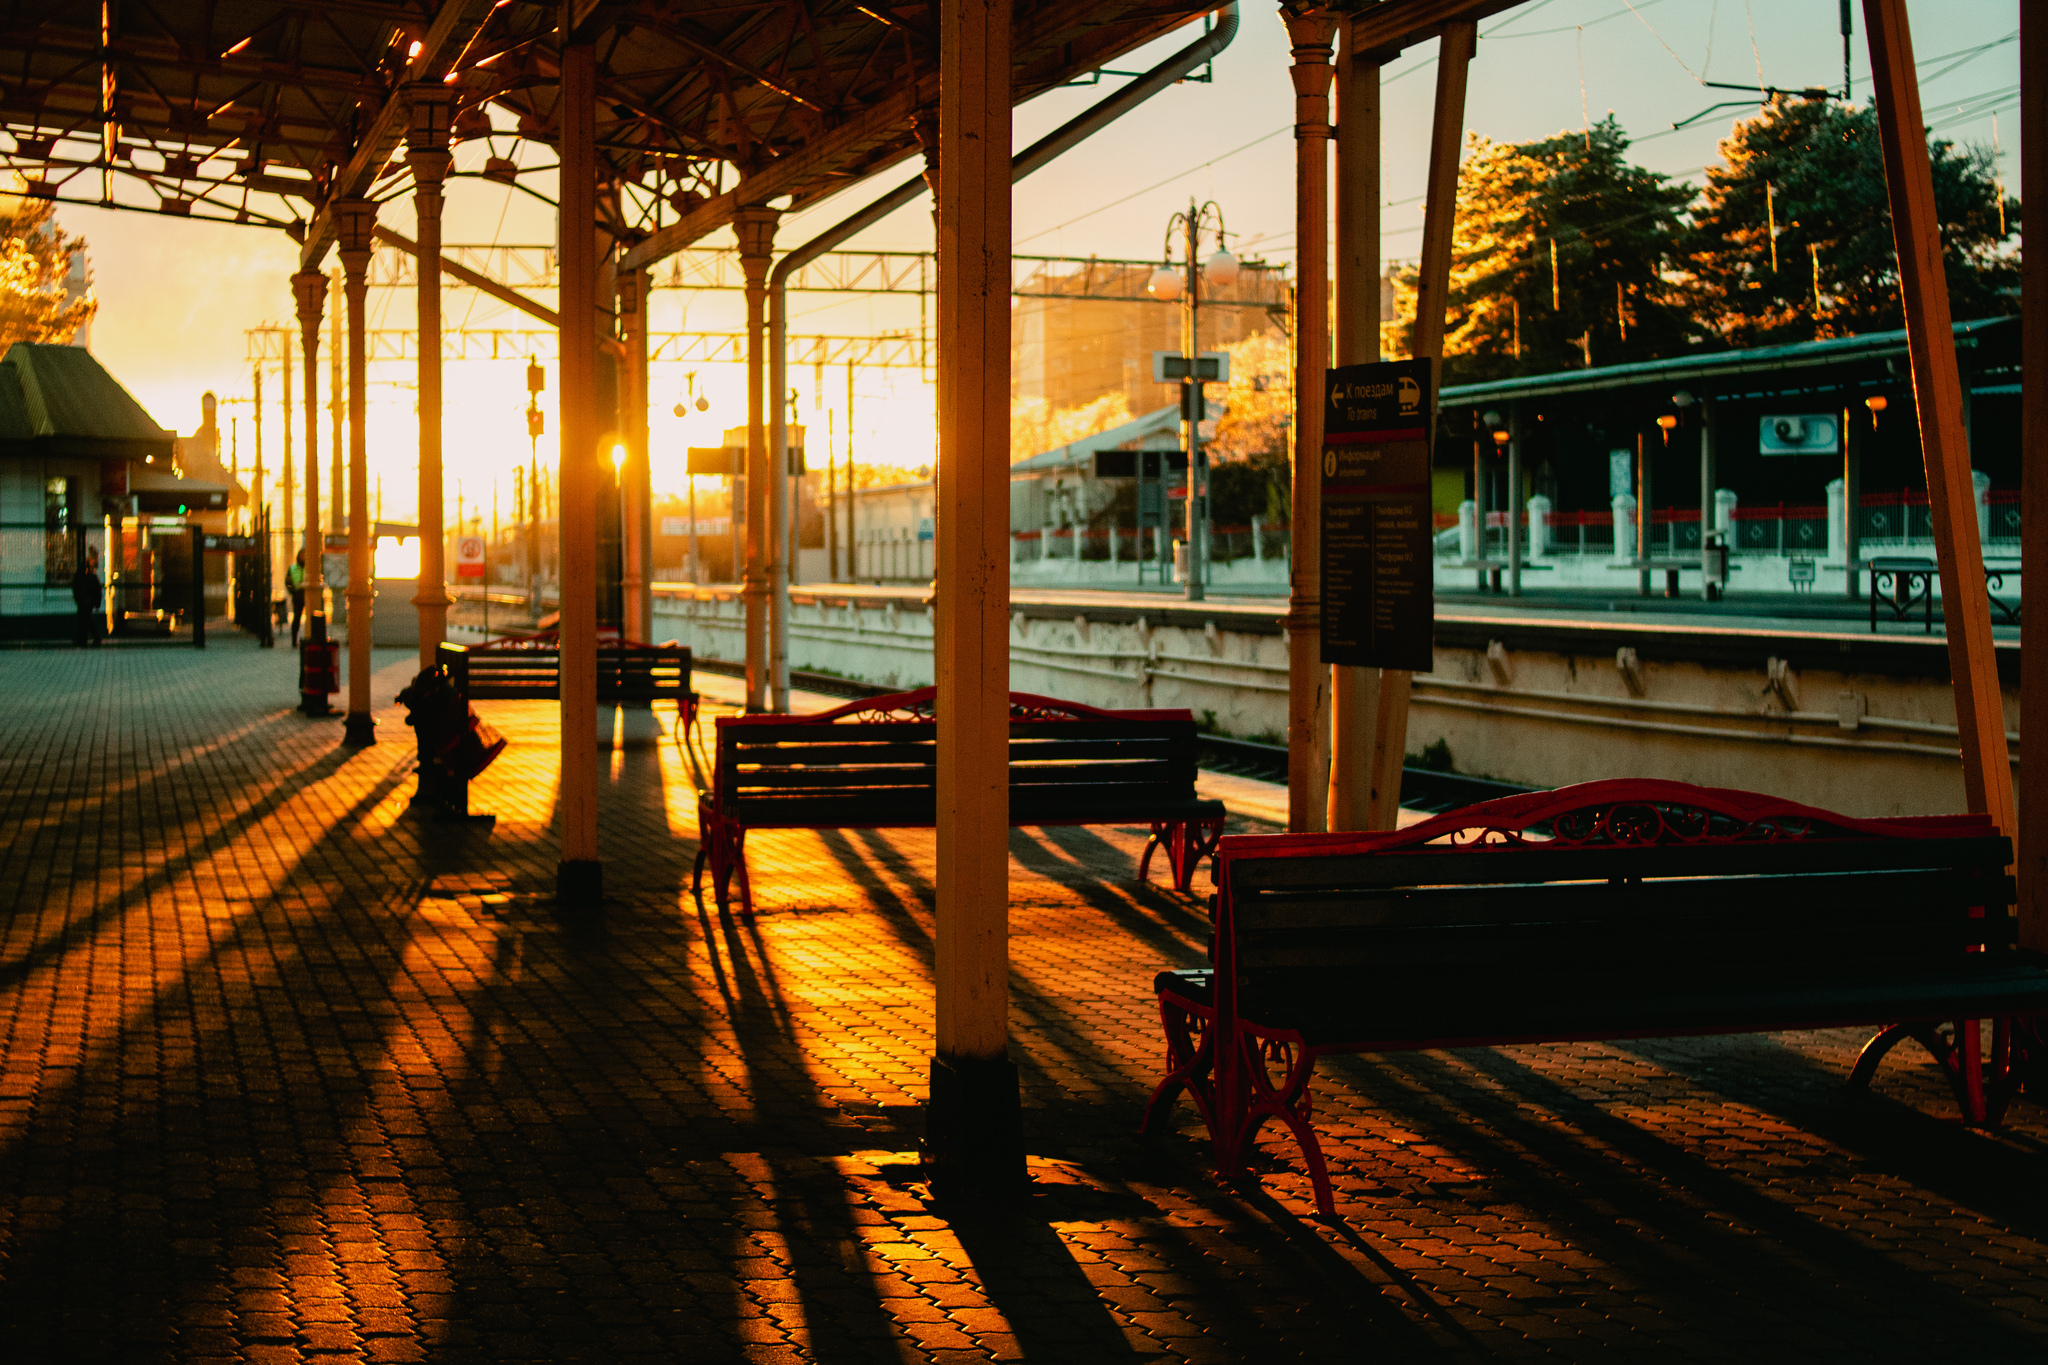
[1441,316,2018,409]
[0,343,175,462]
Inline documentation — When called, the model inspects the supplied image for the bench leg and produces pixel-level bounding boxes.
[1175,818,1225,893]
[1142,990,1218,1140]
[1229,1025,1338,1218]
[1138,823,1166,887]
[1850,1020,1989,1124]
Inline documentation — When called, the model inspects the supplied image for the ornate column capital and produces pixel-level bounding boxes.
[406,83,455,190]
[335,198,376,280]
[1281,4,1338,134]
[732,207,778,276]
[290,270,326,340]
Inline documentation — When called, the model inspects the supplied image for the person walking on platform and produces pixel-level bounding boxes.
[287,550,307,646]
[71,549,102,648]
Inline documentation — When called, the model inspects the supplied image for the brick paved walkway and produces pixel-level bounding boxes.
[2,639,2045,1363]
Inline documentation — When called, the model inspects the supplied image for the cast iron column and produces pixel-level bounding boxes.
[409,83,454,668]
[735,208,779,710]
[339,199,377,745]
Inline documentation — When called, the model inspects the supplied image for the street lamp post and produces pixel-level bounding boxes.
[1149,200,1238,602]
[526,358,544,617]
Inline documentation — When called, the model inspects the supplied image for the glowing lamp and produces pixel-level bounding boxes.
[1655,415,1679,431]
[611,444,627,473]
[1203,249,1240,287]
[1147,267,1183,301]
[375,536,421,579]
[1490,428,1510,447]
[1865,395,1888,412]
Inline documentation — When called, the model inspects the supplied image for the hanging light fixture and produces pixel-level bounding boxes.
[1147,265,1182,301]
[1204,247,1240,287]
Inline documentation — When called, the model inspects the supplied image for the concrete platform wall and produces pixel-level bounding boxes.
[652,584,2016,818]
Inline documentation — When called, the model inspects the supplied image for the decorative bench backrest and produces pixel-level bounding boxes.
[1214,780,2014,1018]
[440,636,691,703]
[714,687,1204,827]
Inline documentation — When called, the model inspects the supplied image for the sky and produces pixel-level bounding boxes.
[57,0,2022,527]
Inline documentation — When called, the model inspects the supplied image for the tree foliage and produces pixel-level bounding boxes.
[0,190,92,351]
[1683,96,2016,347]
[1394,116,1694,384]
[1382,103,2015,376]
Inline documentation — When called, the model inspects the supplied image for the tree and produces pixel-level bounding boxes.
[0,189,93,350]
[1206,331,1292,523]
[1392,117,1695,384]
[1683,96,2016,347]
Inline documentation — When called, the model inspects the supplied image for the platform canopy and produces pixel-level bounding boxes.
[0,0,1228,268]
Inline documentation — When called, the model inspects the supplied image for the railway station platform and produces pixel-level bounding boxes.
[2,640,2045,1362]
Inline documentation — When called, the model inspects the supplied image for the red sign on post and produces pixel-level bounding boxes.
[455,535,487,581]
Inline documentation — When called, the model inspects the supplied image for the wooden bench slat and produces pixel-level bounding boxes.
[1236,922,2021,974]
[1235,869,2017,931]
[1228,837,2012,891]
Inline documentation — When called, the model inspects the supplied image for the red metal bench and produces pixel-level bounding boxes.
[1144,779,2048,1216]
[693,687,1227,916]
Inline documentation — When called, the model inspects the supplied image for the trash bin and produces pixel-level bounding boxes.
[396,666,505,822]
[299,639,340,714]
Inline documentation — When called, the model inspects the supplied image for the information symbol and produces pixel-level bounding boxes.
[1323,449,1338,477]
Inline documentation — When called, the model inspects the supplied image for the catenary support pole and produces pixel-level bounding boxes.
[1844,401,1864,598]
[339,200,377,746]
[1367,17,1472,832]
[927,0,1021,1195]
[735,208,779,711]
[1328,12,1378,831]
[1507,401,1522,597]
[1282,3,1336,834]
[556,35,602,907]
[291,270,326,682]
[1863,0,2016,843]
[2016,0,2046,955]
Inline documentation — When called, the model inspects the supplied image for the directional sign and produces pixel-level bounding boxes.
[455,535,487,581]
[202,534,259,553]
[1320,358,1434,671]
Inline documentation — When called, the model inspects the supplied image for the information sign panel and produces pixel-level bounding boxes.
[1321,359,1434,670]
[455,535,487,581]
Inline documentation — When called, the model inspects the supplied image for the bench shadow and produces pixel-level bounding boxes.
[1290,1043,2048,1357]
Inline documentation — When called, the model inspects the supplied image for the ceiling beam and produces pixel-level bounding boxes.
[373,224,562,326]
[298,0,497,270]
[1346,0,1524,58]
[618,76,933,272]
[617,0,1231,273]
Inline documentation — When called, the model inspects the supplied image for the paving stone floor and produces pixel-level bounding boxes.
[2,638,2045,1363]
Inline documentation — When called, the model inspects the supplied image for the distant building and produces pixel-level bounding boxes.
[1011,259,1284,416]
[0,343,182,636]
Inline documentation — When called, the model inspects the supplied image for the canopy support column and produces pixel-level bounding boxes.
[2017,0,2046,954]
[290,268,328,714]
[619,268,651,642]
[735,208,779,712]
[1365,18,1472,831]
[1864,0,2015,846]
[1282,3,1335,834]
[408,84,454,669]
[338,199,377,747]
[1329,14,1379,832]
[927,0,1021,1196]
[556,35,602,908]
